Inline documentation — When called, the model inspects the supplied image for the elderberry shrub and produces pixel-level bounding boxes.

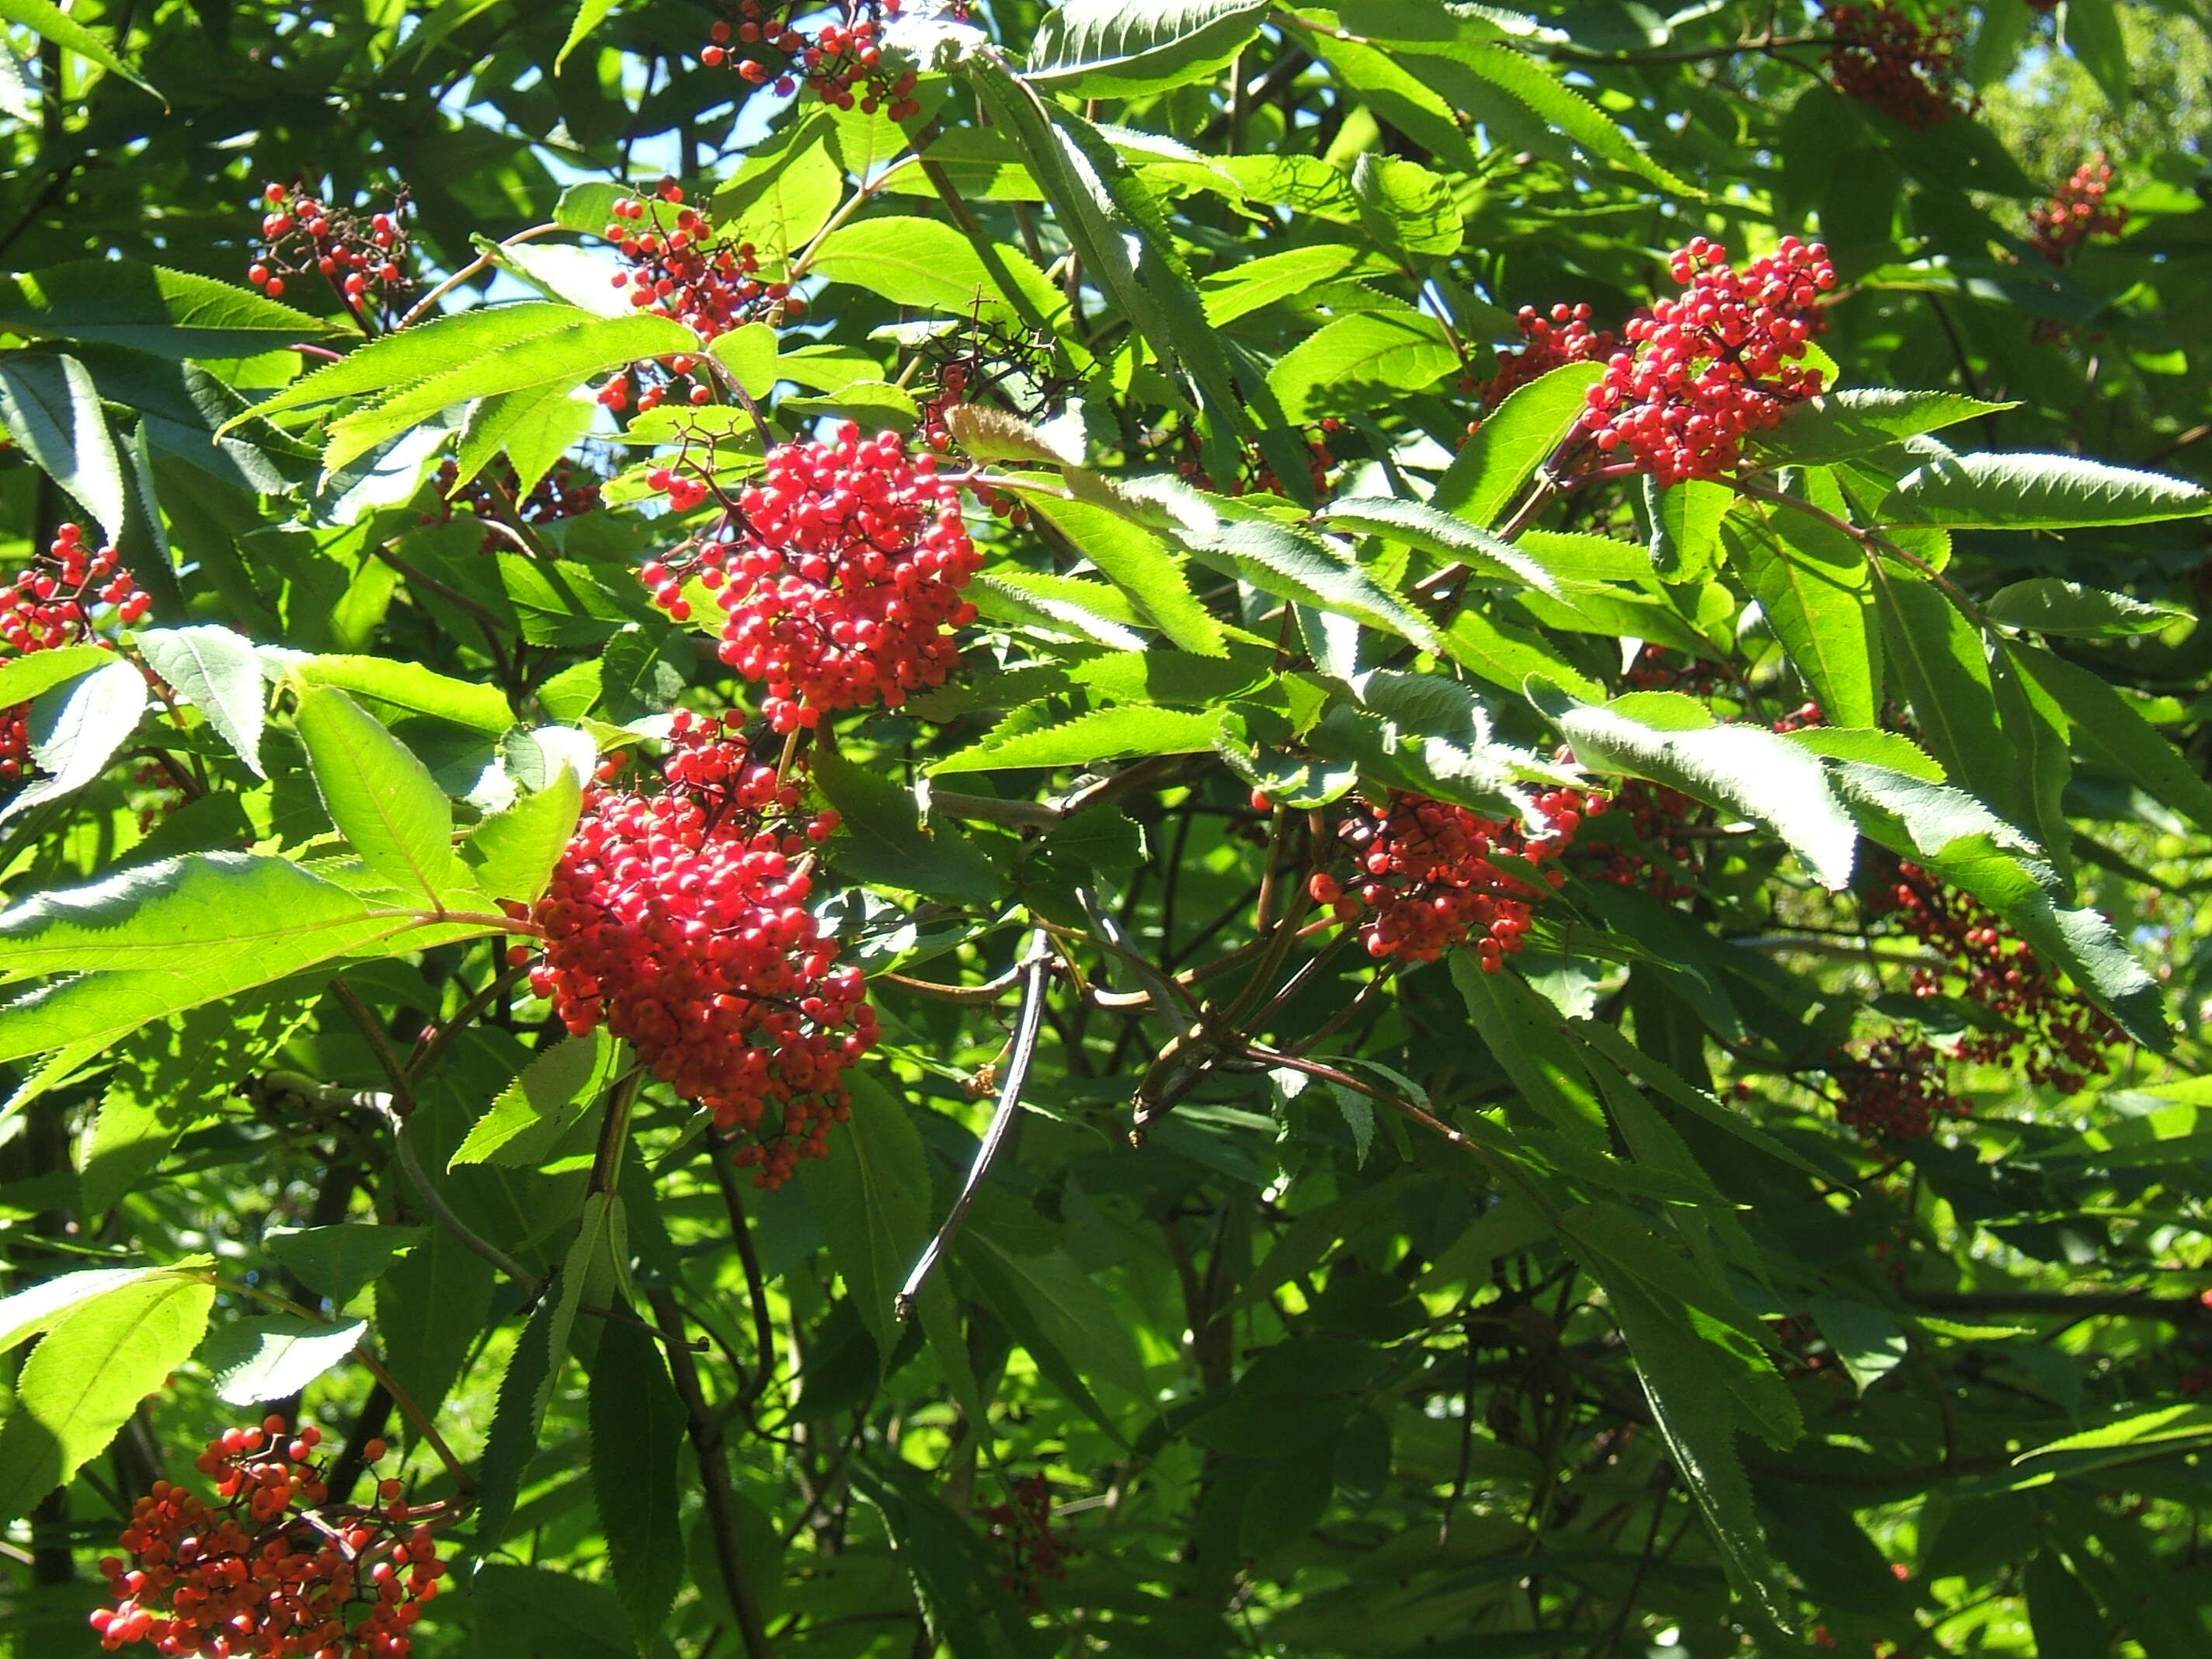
[1823,3,1975,130]
[2030,155,2128,266]
[93,1419,444,1657]
[526,711,875,1188]
[1580,237,1837,485]
[0,523,149,783]
[247,182,412,324]
[426,457,602,553]
[1480,303,1619,413]
[978,1476,1080,1609]
[689,423,984,733]
[698,0,923,117]
[1309,788,1597,970]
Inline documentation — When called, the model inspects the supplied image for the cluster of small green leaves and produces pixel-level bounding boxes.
[0,2,2210,1657]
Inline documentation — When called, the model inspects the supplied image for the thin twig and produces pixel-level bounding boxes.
[896,938,1052,1320]
[646,1289,776,1659]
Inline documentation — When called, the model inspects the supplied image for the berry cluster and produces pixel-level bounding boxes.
[1170,422,1341,499]
[92,1418,442,1657]
[683,424,982,733]
[2029,155,2127,266]
[606,183,797,346]
[1835,1031,1968,1140]
[978,1476,1080,1609]
[1882,862,2120,1091]
[598,181,798,416]
[1581,238,1836,485]
[427,457,602,553]
[248,183,412,323]
[700,2,923,118]
[1824,5,1974,130]
[1309,788,1595,969]
[527,711,877,1185]
[1479,303,1619,414]
[2,524,148,783]
[1570,781,1702,900]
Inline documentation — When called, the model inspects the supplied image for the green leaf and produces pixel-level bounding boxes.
[1350,153,1462,258]
[234,301,615,425]
[0,1266,177,1355]
[294,685,459,901]
[454,381,598,500]
[1327,496,1557,593]
[713,117,847,279]
[1530,683,1859,889]
[0,852,384,976]
[1872,574,2028,842]
[2012,642,2212,836]
[1026,0,1269,96]
[798,1072,930,1364]
[589,1309,688,1651]
[1,656,148,824]
[812,749,1001,903]
[463,770,583,905]
[1188,516,1438,650]
[932,704,1223,774]
[264,1224,428,1307]
[1984,579,2189,638]
[1570,1254,1793,1633]
[1449,955,1607,1139]
[555,0,618,71]
[707,322,780,398]
[965,59,1312,496]
[1724,506,1878,729]
[1754,388,2015,464]
[1647,478,1730,583]
[0,642,106,708]
[1028,496,1226,656]
[1445,43,1692,194]
[1884,451,2212,530]
[1435,362,1605,528]
[471,1292,560,1557]
[0,260,335,359]
[323,312,702,471]
[0,1270,214,1522]
[0,0,158,97]
[136,625,267,777]
[1200,244,1382,327]
[290,655,515,733]
[0,350,130,538]
[2061,0,2129,105]
[2025,1548,2106,1657]
[1787,727,1944,781]
[1268,309,1456,423]
[452,1031,621,1170]
[203,1315,364,1406]
[958,1230,1149,1438]
[809,217,1063,329]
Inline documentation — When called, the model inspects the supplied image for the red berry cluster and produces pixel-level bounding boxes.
[978,1476,1080,1609]
[2,523,148,783]
[527,711,877,1186]
[1835,1031,1968,1139]
[1479,303,1619,415]
[1569,781,1702,900]
[1309,788,1595,969]
[700,1,923,118]
[598,181,798,416]
[248,183,411,322]
[92,1419,443,1657]
[427,457,601,553]
[1824,5,1974,130]
[1881,862,2120,1091]
[1171,421,1341,499]
[2029,155,2127,266]
[686,423,982,733]
[1580,237,1836,485]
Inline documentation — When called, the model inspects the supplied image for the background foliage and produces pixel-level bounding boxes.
[2,1,2212,1655]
